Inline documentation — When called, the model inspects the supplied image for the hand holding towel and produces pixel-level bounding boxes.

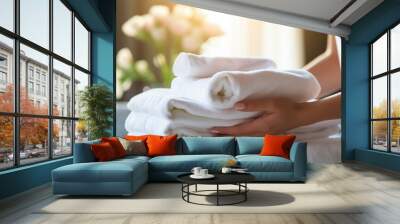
[127,88,259,120]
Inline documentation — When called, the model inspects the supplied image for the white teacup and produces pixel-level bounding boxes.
[199,169,208,176]
[221,167,232,174]
[191,167,202,176]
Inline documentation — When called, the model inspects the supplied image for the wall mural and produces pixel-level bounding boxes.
[116,2,341,163]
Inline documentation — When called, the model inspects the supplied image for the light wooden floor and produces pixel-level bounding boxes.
[1,162,400,224]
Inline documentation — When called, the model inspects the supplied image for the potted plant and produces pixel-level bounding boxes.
[79,84,113,140]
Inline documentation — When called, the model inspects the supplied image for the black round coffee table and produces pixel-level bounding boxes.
[177,173,255,206]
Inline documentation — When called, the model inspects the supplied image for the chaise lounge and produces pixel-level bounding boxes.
[52,137,307,196]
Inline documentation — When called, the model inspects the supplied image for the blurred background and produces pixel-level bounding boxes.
[116,0,327,102]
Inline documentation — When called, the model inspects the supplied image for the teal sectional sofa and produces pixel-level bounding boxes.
[52,137,307,196]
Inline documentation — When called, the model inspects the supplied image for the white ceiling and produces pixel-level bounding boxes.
[173,0,384,37]
[225,0,352,22]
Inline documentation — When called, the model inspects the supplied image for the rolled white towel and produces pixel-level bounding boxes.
[172,52,276,78]
[126,88,259,120]
[171,69,321,109]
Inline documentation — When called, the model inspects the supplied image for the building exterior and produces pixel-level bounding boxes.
[0,41,74,152]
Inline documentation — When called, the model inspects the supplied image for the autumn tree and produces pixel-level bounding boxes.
[0,84,60,153]
[372,99,400,143]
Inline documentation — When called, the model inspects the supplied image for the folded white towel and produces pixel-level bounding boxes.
[173,53,276,78]
[125,111,341,141]
[124,110,247,137]
[171,69,321,109]
[126,88,259,120]
[289,119,341,141]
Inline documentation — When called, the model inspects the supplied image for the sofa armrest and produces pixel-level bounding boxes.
[73,140,100,163]
[289,142,307,181]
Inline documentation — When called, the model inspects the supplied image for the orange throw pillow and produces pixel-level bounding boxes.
[124,135,150,141]
[146,135,177,157]
[91,142,117,162]
[260,134,296,159]
[101,137,127,158]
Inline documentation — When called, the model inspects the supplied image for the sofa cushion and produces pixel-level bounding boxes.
[101,137,127,158]
[178,137,235,155]
[236,137,263,155]
[260,134,296,159]
[73,139,100,163]
[118,138,147,156]
[91,142,118,161]
[236,155,293,172]
[53,158,147,183]
[149,154,235,172]
[147,135,177,157]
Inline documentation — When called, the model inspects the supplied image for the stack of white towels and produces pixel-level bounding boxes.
[125,53,340,141]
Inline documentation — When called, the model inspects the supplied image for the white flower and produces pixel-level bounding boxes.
[149,5,170,21]
[122,15,146,37]
[117,48,133,70]
[150,27,166,42]
[167,17,190,36]
[135,60,149,74]
[116,68,131,99]
[142,14,155,31]
[203,23,223,38]
[172,5,193,19]
[153,54,166,68]
[182,29,203,52]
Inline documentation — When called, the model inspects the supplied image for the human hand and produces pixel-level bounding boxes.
[210,98,309,136]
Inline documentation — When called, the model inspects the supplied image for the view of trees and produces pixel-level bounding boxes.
[0,85,60,156]
[372,99,400,147]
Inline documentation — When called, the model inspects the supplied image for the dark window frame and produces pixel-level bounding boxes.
[0,0,91,171]
[370,21,400,154]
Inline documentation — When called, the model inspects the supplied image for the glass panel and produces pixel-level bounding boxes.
[0,116,13,170]
[75,120,88,143]
[53,119,72,157]
[20,0,49,49]
[391,120,400,153]
[391,24,400,70]
[20,117,49,165]
[0,0,14,31]
[20,44,49,115]
[0,34,14,112]
[372,33,387,76]
[372,121,388,151]
[372,76,387,119]
[74,69,89,118]
[74,18,89,70]
[53,59,72,117]
[391,72,400,117]
[53,0,72,60]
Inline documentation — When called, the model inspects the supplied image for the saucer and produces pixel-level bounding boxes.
[190,174,215,179]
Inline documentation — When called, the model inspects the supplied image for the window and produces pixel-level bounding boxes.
[74,18,90,70]
[371,23,400,154]
[0,35,13,113]
[35,83,40,95]
[53,59,72,117]
[0,0,14,31]
[0,54,7,67]
[53,0,72,60]
[28,67,34,80]
[0,0,91,170]
[20,0,49,48]
[28,81,34,94]
[42,85,46,97]
[0,71,6,85]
